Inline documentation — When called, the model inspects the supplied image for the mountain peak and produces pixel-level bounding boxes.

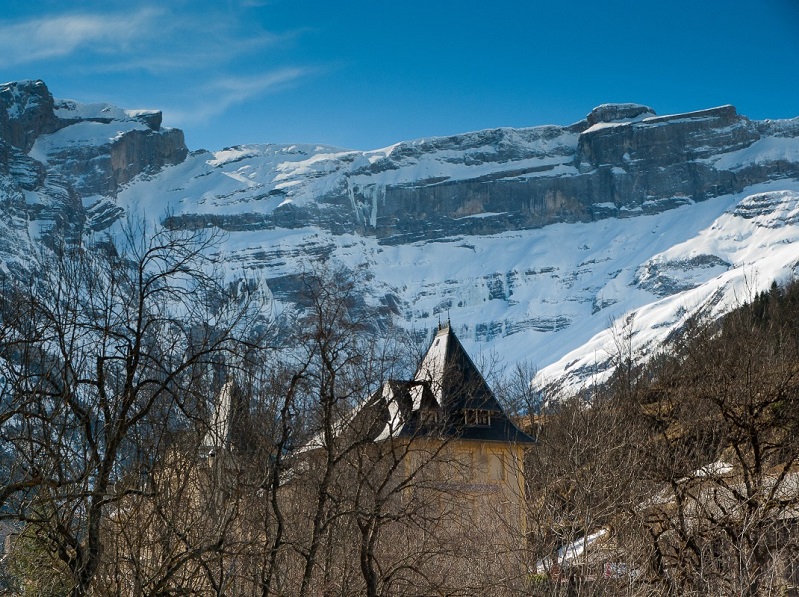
[0,79,59,152]
[586,103,656,126]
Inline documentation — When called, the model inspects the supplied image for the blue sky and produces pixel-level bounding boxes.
[1,0,798,151]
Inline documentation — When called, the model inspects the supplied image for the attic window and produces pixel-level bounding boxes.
[464,409,491,427]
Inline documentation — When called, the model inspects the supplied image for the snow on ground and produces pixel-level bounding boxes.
[115,151,799,395]
[537,182,799,393]
[706,136,799,170]
[29,120,150,164]
[53,99,158,122]
[99,104,799,394]
[536,529,610,573]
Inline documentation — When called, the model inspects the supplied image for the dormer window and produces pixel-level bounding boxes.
[464,409,491,427]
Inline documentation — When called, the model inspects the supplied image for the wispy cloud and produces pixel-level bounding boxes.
[209,70,312,102]
[0,8,163,67]
[0,3,322,147]
[166,68,314,125]
[0,5,292,73]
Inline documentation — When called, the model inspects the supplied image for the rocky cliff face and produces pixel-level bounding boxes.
[1,79,799,391]
[1,80,187,197]
[0,80,189,268]
[341,104,798,242]
[29,91,188,198]
[0,80,60,152]
[138,100,799,246]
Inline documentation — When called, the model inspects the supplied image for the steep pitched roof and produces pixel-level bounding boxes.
[412,323,503,413]
[369,323,535,444]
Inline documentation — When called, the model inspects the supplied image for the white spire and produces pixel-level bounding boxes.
[203,380,236,451]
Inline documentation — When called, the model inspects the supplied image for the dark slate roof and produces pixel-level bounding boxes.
[363,323,535,445]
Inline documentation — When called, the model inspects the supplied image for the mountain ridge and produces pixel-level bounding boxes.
[2,79,799,393]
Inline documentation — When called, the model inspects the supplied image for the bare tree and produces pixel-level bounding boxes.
[0,221,260,596]
[275,268,412,597]
[549,282,799,596]
[630,294,799,596]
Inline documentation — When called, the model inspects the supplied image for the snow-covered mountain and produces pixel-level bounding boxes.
[2,79,799,394]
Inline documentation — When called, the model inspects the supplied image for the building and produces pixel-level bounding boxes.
[279,321,538,593]
[358,321,536,538]
[119,322,538,595]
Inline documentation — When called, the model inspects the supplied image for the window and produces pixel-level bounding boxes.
[464,409,491,426]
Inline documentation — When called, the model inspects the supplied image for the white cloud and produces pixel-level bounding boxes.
[0,6,289,72]
[0,8,162,66]
[166,68,313,125]
[209,70,311,101]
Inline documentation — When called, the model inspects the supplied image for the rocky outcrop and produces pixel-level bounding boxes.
[110,127,187,187]
[0,79,188,198]
[578,106,753,168]
[0,80,60,152]
[0,79,189,273]
[333,105,799,243]
[585,103,655,127]
[39,125,188,196]
[0,139,46,190]
[634,254,731,297]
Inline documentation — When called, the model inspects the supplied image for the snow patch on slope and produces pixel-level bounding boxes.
[29,120,149,164]
[707,137,799,170]
[538,185,799,394]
